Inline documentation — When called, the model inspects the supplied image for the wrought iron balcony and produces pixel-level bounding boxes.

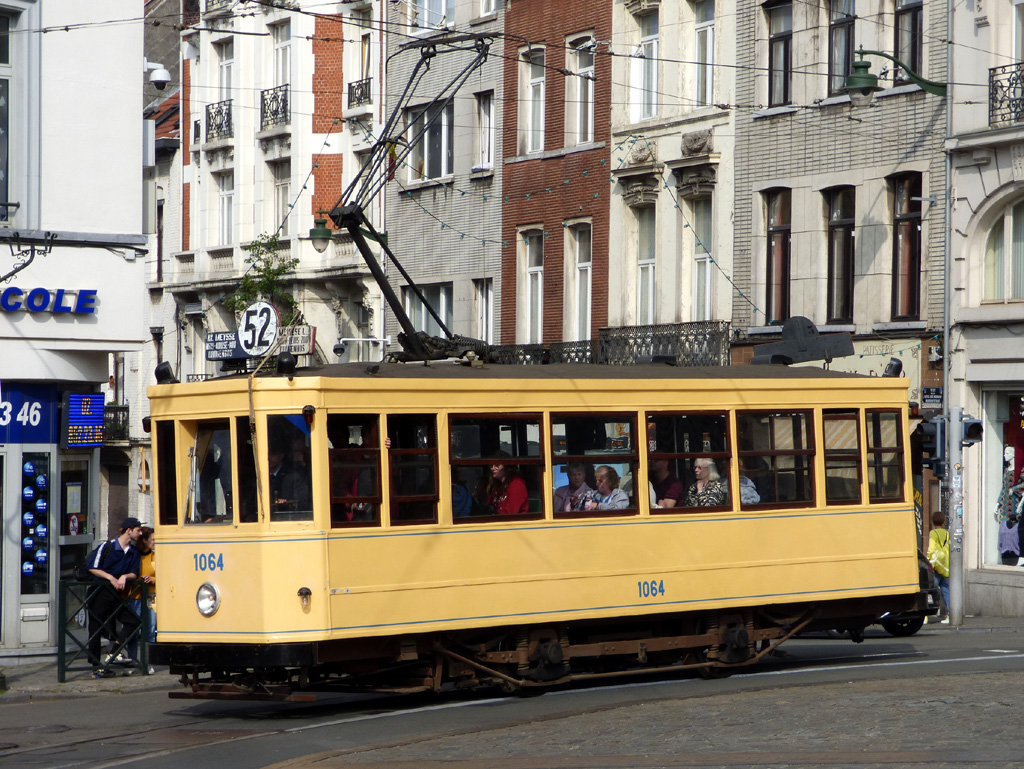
[488,321,731,367]
[990,62,1024,127]
[206,99,233,141]
[261,84,290,130]
[104,404,129,443]
[347,77,373,108]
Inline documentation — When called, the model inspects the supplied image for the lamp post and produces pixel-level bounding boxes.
[843,47,962,624]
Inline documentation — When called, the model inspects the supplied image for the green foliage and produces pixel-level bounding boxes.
[224,233,301,325]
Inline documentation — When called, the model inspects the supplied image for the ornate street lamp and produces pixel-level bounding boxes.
[308,216,333,254]
[843,46,947,107]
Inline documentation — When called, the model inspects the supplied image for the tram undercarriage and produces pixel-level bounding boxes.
[152,594,920,701]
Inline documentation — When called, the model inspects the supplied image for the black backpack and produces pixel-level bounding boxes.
[75,538,116,581]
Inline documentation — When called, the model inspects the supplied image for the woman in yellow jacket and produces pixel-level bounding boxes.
[928,510,950,621]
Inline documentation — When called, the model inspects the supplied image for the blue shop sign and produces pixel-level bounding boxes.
[64,393,105,448]
[0,384,58,444]
[0,287,97,314]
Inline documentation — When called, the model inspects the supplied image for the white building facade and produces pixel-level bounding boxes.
[0,1,146,659]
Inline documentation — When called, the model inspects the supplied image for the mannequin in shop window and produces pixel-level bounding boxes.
[997,446,1024,565]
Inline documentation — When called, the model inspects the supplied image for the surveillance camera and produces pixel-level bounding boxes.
[149,67,172,91]
[333,342,347,357]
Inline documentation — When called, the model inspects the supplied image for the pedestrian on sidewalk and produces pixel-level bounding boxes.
[928,510,951,622]
[127,526,156,673]
[86,517,142,677]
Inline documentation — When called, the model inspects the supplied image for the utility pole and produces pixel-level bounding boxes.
[947,406,964,625]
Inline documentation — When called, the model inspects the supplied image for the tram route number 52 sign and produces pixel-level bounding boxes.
[238,301,280,357]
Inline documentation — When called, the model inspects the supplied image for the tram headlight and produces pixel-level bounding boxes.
[196,582,221,617]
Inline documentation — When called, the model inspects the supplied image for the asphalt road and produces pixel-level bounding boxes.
[3,624,1024,769]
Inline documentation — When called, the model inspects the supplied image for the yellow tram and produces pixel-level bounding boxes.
[148,362,923,699]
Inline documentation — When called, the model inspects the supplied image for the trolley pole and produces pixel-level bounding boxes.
[947,406,965,625]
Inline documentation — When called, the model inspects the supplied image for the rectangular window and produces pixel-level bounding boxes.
[408,102,454,180]
[638,206,656,324]
[638,12,659,119]
[552,414,639,516]
[217,39,233,101]
[235,416,258,523]
[571,39,594,144]
[526,231,544,343]
[766,189,791,323]
[894,0,922,83]
[474,277,494,343]
[273,161,291,236]
[866,410,904,502]
[827,186,855,323]
[387,414,438,524]
[449,415,544,520]
[984,200,1024,302]
[736,411,815,506]
[481,0,496,14]
[156,421,179,526]
[403,282,453,337]
[328,415,383,527]
[647,413,731,511]
[573,224,592,340]
[267,414,314,522]
[823,410,861,504]
[272,21,290,87]
[218,172,234,245]
[693,197,713,321]
[184,419,233,525]
[359,13,372,81]
[695,0,715,107]
[412,0,454,31]
[525,50,545,153]
[829,0,854,95]
[475,91,494,171]
[892,173,922,320]
[768,3,792,106]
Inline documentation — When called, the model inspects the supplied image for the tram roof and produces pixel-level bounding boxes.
[232,362,875,382]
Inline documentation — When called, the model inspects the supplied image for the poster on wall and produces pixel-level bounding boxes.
[20,452,51,596]
[64,481,84,536]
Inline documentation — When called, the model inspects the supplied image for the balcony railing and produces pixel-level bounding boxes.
[347,77,373,108]
[990,62,1024,127]
[488,321,731,367]
[104,404,129,443]
[205,0,230,13]
[261,84,290,130]
[206,99,233,141]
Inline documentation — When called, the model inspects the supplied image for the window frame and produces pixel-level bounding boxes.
[474,277,494,344]
[646,411,733,514]
[766,188,791,323]
[823,409,862,505]
[891,173,922,321]
[524,230,544,343]
[408,102,455,181]
[328,414,385,529]
[637,206,657,324]
[692,197,713,321]
[216,39,234,101]
[524,49,546,153]
[694,0,715,107]
[387,414,440,526]
[272,20,291,88]
[736,410,816,509]
[412,0,454,33]
[217,171,234,246]
[571,222,592,341]
[569,37,595,144]
[272,160,291,236]
[449,413,546,523]
[826,186,855,324]
[894,0,923,85]
[551,413,640,519]
[638,12,659,120]
[828,0,855,96]
[767,3,792,107]
[983,199,1024,302]
[866,409,905,503]
[475,91,494,171]
[403,282,453,337]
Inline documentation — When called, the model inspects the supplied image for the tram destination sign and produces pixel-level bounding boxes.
[205,325,316,360]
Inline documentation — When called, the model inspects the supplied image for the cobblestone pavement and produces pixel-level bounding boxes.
[272,671,1024,768]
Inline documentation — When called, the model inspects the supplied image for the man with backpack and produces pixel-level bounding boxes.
[85,517,143,677]
[928,510,951,623]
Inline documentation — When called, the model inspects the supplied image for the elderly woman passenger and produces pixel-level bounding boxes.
[685,458,728,507]
[584,466,630,510]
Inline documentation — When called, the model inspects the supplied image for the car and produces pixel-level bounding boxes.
[876,548,942,636]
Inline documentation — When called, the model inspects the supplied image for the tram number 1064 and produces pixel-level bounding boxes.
[193,553,225,572]
[637,579,666,599]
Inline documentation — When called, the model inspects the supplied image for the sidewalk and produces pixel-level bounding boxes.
[1,615,1022,704]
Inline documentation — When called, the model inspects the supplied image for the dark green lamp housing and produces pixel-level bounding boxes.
[844,58,882,108]
[309,218,332,253]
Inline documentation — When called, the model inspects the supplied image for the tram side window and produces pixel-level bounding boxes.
[823,410,861,504]
[551,414,638,515]
[450,415,544,520]
[235,416,258,522]
[736,412,815,506]
[866,409,904,502]
[155,420,178,526]
[647,413,731,510]
[328,414,382,527]
[387,414,439,524]
[185,419,233,525]
[266,415,314,522]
